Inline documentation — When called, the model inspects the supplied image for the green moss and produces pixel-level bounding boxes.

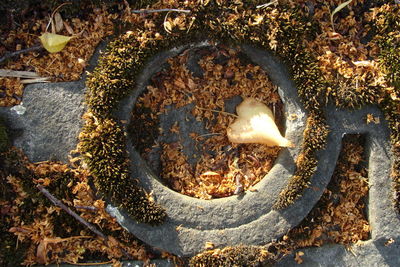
[81,14,207,224]
[129,106,160,155]
[373,5,400,212]
[80,1,334,224]
[79,115,166,224]
[274,113,329,209]
[266,8,329,207]
[189,245,273,267]
[331,84,382,109]
[274,151,318,209]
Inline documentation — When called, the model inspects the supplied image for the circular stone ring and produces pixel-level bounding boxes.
[106,43,310,256]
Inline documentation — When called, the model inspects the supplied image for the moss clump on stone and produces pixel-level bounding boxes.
[80,1,333,225]
[79,113,166,224]
[81,10,208,223]
[302,114,329,152]
[330,80,382,109]
[189,245,273,267]
[373,5,400,212]
[274,8,326,113]
[264,7,330,208]
[275,114,329,209]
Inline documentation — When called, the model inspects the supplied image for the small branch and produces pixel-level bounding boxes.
[196,106,238,117]
[20,78,51,84]
[196,133,222,139]
[37,185,133,260]
[65,260,113,266]
[0,69,39,78]
[256,0,278,8]
[0,45,43,65]
[75,205,98,211]
[132,8,191,14]
[37,185,107,239]
[0,69,51,84]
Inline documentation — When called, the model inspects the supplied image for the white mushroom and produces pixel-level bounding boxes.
[227,97,294,147]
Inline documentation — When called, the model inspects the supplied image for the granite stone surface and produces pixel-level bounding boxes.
[110,43,400,262]
[0,41,107,163]
[2,41,399,266]
[0,81,86,162]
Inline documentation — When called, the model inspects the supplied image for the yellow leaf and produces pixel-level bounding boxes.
[39,32,72,53]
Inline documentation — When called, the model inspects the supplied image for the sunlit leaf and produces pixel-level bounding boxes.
[227,98,294,147]
[39,32,72,53]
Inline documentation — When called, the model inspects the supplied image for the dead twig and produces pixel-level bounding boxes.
[195,106,238,117]
[256,0,278,9]
[132,8,191,14]
[36,184,133,260]
[20,78,51,84]
[0,69,40,78]
[0,45,43,65]
[37,185,106,239]
[0,69,51,83]
[45,2,72,33]
[196,133,222,139]
[74,205,98,211]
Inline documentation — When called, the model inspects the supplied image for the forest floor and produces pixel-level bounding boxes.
[0,1,398,266]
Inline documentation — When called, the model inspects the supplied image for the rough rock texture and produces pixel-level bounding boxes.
[109,44,400,261]
[0,41,107,163]
[109,44,309,256]
[2,41,398,265]
[277,240,400,267]
[276,105,400,267]
[43,259,174,267]
[0,81,86,162]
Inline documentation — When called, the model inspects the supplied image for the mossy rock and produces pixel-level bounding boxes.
[80,1,331,227]
[81,0,400,228]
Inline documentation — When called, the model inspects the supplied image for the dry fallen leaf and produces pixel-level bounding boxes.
[294,251,304,264]
[36,237,65,264]
[54,12,64,33]
[204,241,215,250]
[36,239,48,264]
[39,32,72,53]
[366,114,380,124]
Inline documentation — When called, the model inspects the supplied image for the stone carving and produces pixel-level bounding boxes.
[105,44,400,261]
